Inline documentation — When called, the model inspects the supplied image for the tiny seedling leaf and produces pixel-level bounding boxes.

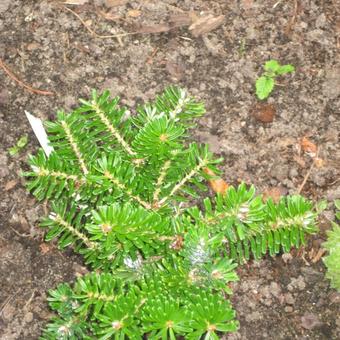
[264,60,280,73]
[255,76,274,100]
[276,64,295,75]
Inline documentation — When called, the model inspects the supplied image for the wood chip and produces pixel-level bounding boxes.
[127,9,141,18]
[105,0,128,7]
[251,103,276,123]
[137,24,171,34]
[189,14,225,37]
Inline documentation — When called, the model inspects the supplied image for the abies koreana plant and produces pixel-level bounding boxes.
[24,87,318,339]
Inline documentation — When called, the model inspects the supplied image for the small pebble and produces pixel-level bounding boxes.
[24,312,34,323]
[285,306,293,313]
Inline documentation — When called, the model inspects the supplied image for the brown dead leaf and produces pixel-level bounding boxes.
[204,168,228,195]
[105,0,128,7]
[189,14,225,37]
[170,235,184,251]
[262,187,286,203]
[127,9,141,18]
[137,24,171,34]
[4,180,17,191]
[300,137,317,156]
[252,103,276,123]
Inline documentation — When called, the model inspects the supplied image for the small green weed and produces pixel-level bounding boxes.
[8,134,28,156]
[255,60,295,100]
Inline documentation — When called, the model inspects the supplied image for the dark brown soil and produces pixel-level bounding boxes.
[0,1,339,339]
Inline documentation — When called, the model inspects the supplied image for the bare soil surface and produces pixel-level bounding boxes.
[0,1,339,339]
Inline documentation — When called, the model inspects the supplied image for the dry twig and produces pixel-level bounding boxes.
[296,148,320,194]
[0,58,54,96]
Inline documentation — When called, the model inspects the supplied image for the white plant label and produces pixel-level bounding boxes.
[25,111,54,157]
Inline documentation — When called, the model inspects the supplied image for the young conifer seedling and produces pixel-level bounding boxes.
[255,60,295,100]
[24,87,318,339]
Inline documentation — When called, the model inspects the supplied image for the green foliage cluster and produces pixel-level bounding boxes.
[323,200,340,291]
[24,87,318,339]
[255,60,295,100]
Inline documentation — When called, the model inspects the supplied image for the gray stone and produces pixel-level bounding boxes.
[322,68,340,100]
[24,312,34,323]
[284,293,295,305]
[301,312,322,330]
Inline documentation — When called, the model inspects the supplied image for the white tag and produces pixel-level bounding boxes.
[25,111,54,157]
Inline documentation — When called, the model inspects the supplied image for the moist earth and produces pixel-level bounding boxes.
[0,1,339,339]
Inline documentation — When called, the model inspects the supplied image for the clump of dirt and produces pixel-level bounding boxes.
[1,0,339,339]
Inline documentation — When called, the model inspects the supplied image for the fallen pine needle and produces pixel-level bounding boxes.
[296,148,320,194]
[0,58,54,96]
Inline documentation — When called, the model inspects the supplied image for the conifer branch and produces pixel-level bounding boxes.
[86,291,115,302]
[168,89,190,119]
[53,214,98,250]
[93,104,136,157]
[158,158,208,207]
[103,170,151,209]
[153,160,171,203]
[60,120,89,175]
[36,168,86,186]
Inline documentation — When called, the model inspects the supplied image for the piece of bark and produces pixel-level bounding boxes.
[189,14,225,37]
[169,13,193,28]
[137,24,171,34]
